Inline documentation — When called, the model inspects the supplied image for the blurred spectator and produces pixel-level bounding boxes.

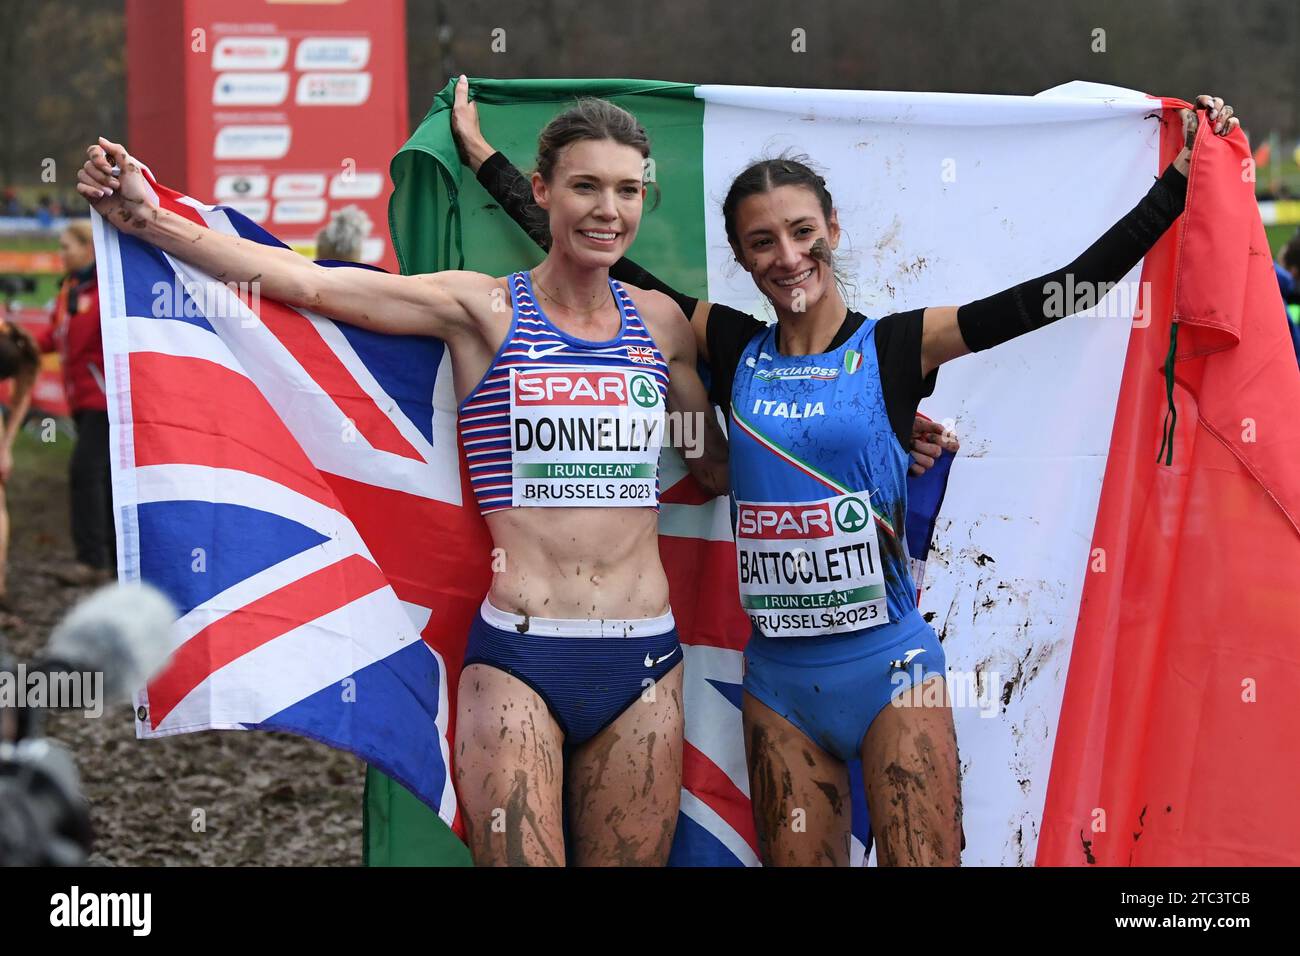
[1,188,22,217]
[34,220,114,586]
[0,315,39,613]
[34,195,55,228]
[315,205,372,263]
[1278,229,1300,369]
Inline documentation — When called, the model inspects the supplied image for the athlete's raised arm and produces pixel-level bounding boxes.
[77,137,496,341]
[919,94,1239,378]
[451,76,719,360]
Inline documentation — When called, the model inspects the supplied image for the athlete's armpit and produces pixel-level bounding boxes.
[638,290,730,496]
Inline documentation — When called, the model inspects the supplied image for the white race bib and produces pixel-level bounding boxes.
[735,491,890,637]
[509,365,664,507]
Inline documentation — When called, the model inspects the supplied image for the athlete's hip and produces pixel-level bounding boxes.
[743,607,936,667]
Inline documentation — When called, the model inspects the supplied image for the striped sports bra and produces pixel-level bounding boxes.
[458,271,670,514]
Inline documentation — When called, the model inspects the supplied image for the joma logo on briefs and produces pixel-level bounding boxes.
[737,502,835,539]
[514,371,627,405]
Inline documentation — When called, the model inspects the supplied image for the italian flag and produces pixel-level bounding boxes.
[366,78,1300,866]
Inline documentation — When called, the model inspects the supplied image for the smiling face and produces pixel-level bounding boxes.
[532,138,646,270]
[731,184,840,314]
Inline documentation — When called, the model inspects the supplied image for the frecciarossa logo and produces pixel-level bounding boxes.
[737,502,836,539]
[514,370,635,406]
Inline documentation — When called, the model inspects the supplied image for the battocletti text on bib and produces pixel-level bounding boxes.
[509,365,665,507]
[735,491,890,637]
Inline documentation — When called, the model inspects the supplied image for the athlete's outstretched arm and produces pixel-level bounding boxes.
[77,137,495,341]
[451,76,719,359]
[920,95,1239,377]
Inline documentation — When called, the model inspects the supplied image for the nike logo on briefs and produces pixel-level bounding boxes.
[644,647,679,667]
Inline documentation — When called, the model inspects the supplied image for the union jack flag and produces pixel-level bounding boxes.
[96,170,814,864]
[626,345,656,365]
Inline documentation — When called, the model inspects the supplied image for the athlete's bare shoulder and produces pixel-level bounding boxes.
[619,284,693,361]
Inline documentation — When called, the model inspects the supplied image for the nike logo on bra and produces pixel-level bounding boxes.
[523,342,635,360]
[525,343,569,360]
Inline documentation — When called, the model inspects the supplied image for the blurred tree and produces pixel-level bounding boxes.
[0,0,1295,187]
[0,0,125,194]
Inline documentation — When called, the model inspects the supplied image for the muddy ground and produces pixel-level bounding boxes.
[2,428,366,865]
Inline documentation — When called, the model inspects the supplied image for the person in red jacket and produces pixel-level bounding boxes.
[35,220,115,586]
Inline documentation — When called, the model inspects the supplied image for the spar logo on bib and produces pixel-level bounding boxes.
[629,374,660,408]
[738,496,873,539]
[834,496,870,532]
[514,370,633,406]
[737,501,835,539]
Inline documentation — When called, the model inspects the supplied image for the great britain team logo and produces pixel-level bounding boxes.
[625,345,656,365]
[843,349,863,374]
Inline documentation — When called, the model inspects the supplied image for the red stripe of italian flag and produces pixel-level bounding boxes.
[730,403,897,540]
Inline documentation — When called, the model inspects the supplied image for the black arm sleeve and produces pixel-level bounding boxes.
[704,304,768,407]
[475,150,701,320]
[873,310,938,449]
[956,164,1188,352]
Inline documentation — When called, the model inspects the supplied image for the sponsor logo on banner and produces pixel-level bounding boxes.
[214,125,291,160]
[272,200,327,225]
[272,174,327,199]
[213,37,289,71]
[212,72,289,106]
[294,37,370,71]
[214,174,268,199]
[329,172,384,199]
[296,73,372,106]
[225,200,269,223]
[360,238,385,264]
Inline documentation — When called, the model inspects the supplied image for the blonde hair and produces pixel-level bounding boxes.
[62,219,93,248]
